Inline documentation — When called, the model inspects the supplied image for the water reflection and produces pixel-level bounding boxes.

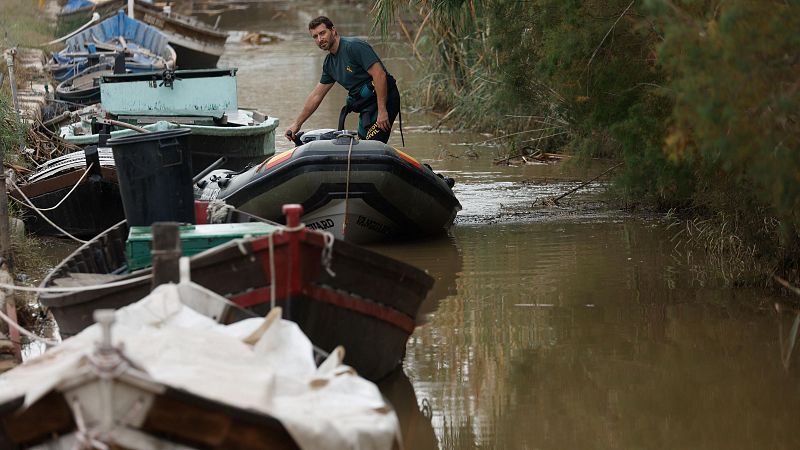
[404,221,800,449]
[775,300,800,370]
[379,369,438,450]
[369,235,462,323]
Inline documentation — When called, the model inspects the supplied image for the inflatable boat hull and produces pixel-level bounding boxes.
[196,138,461,243]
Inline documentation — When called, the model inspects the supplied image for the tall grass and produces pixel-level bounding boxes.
[0,0,53,50]
[374,0,800,286]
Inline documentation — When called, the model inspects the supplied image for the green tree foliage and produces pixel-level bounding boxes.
[655,0,800,265]
[375,0,799,278]
[490,0,693,205]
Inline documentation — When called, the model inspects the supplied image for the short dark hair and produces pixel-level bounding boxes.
[309,16,334,30]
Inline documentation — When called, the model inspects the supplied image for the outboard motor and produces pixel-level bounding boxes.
[299,129,337,144]
[291,129,359,146]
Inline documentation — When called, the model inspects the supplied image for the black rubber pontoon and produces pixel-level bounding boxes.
[195,131,460,243]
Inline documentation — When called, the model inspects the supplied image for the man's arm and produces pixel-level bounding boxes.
[286,82,335,140]
[367,63,389,131]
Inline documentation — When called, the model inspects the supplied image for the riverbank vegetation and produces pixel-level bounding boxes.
[1,0,55,276]
[0,0,53,51]
[376,0,799,286]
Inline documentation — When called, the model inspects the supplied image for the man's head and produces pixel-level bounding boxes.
[309,16,337,52]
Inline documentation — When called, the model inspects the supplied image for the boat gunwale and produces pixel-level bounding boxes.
[39,218,432,312]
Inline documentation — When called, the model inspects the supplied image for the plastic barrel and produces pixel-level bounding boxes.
[108,128,195,226]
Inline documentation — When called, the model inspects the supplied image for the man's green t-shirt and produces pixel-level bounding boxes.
[320,37,389,97]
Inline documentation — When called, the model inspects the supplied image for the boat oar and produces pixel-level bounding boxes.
[41,12,101,46]
[90,37,167,66]
[98,118,149,134]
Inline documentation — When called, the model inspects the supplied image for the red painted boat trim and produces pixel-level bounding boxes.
[224,205,416,335]
[230,287,275,308]
[302,284,415,334]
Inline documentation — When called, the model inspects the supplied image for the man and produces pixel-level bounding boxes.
[285,16,401,144]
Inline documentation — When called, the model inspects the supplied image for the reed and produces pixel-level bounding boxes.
[666,208,783,287]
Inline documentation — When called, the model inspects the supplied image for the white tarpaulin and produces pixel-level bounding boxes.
[0,283,401,450]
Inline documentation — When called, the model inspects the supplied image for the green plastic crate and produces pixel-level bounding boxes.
[126,222,279,271]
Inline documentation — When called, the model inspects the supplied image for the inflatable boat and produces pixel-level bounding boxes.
[195,130,461,243]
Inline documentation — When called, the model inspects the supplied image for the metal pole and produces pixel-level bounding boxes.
[128,0,135,17]
[1,51,17,266]
[4,49,24,154]
[0,168,11,267]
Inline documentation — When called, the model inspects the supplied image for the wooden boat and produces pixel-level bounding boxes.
[57,0,227,69]
[59,68,279,173]
[1,284,400,448]
[9,147,124,238]
[195,130,462,244]
[49,53,110,84]
[55,61,115,105]
[61,113,279,174]
[134,2,228,69]
[0,346,298,449]
[50,10,176,83]
[56,0,128,36]
[38,205,434,381]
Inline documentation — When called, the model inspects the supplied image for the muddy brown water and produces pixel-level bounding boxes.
[31,2,800,448]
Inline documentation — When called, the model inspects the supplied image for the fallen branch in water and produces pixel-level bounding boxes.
[539,161,624,206]
[494,149,569,165]
[775,275,800,298]
[435,107,458,129]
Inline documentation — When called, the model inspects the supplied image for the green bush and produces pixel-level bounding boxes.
[376,0,800,281]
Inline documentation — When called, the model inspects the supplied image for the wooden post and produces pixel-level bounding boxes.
[150,222,181,290]
[0,266,21,363]
[282,204,304,321]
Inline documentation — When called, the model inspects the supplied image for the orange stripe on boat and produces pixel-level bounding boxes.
[393,148,422,169]
[263,149,295,170]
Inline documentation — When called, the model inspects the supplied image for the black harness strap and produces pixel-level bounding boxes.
[338,104,350,131]
[398,100,405,147]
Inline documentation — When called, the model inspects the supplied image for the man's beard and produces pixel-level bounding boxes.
[319,33,335,51]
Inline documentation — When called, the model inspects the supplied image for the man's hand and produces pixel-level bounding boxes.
[367,64,390,132]
[285,124,301,142]
[376,108,390,132]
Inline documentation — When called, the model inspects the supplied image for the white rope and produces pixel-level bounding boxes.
[268,233,276,310]
[0,275,151,293]
[8,177,88,244]
[281,223,306,233]
[0,307,60,346]
[342,135,355,237]
[207,199,234,224]
[72,397,110,450]
[15,163,95,212]
[321,231,336,277]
